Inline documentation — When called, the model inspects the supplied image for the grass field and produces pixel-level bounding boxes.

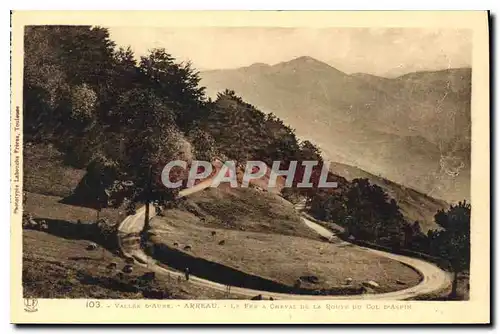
[23,230,235,299]
[24,192,125,224]
[21,144,240,299]
[23,143,86,198]
[22,193,239,299]
[180,187,320,240]
[20,143,430,298]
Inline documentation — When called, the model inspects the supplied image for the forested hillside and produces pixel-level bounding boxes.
[23,26,327,210]
[23,27,470,296]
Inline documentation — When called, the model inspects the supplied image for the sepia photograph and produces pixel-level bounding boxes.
[10,10,490,324]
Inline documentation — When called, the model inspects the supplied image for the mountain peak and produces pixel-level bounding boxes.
[275,56,346,76]
[247,62,270,69]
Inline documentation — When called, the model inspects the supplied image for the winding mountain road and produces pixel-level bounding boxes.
[117,193,451,300]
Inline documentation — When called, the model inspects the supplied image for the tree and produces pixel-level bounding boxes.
[98,46,139,125]
[70,83,98,123]
[431,200,471,298]
[138,48,206,129]
[23,26,70,141]
[339,179,406,244]
[123,119,192,212]
[299,140,323,163]
[110,88,176,131]
[203,91,266,162]
[56,26,116,88]
[308,189,347,223]
[201,90,303,167]
[23,26,120,151]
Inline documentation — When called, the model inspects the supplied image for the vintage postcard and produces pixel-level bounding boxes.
[10,11,490,324]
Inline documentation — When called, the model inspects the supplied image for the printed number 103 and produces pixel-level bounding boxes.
[86,301,101,308]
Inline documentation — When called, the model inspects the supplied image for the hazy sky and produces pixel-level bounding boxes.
[108,27,472,77]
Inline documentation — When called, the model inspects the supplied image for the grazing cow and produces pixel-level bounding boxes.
[122,264,133,273]
[39,220,48,231]
[362,280,380,289]
[29,219,38,229]
[183,245,192,251]
[86,242,98,251]
[218,240,225,246]
[173,242,179,247]
[107,262,117,270]
[300,275,319,284]
[211,231,216,236]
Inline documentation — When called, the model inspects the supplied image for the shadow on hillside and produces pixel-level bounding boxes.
[74,271,172,299]
[148,242,366,296]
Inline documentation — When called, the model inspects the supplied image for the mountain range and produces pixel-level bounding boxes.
[200,56,471,202]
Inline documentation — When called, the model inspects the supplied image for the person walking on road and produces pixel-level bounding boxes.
[184,267,190,281]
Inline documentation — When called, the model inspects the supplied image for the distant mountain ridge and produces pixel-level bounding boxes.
[200,57,471,202]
